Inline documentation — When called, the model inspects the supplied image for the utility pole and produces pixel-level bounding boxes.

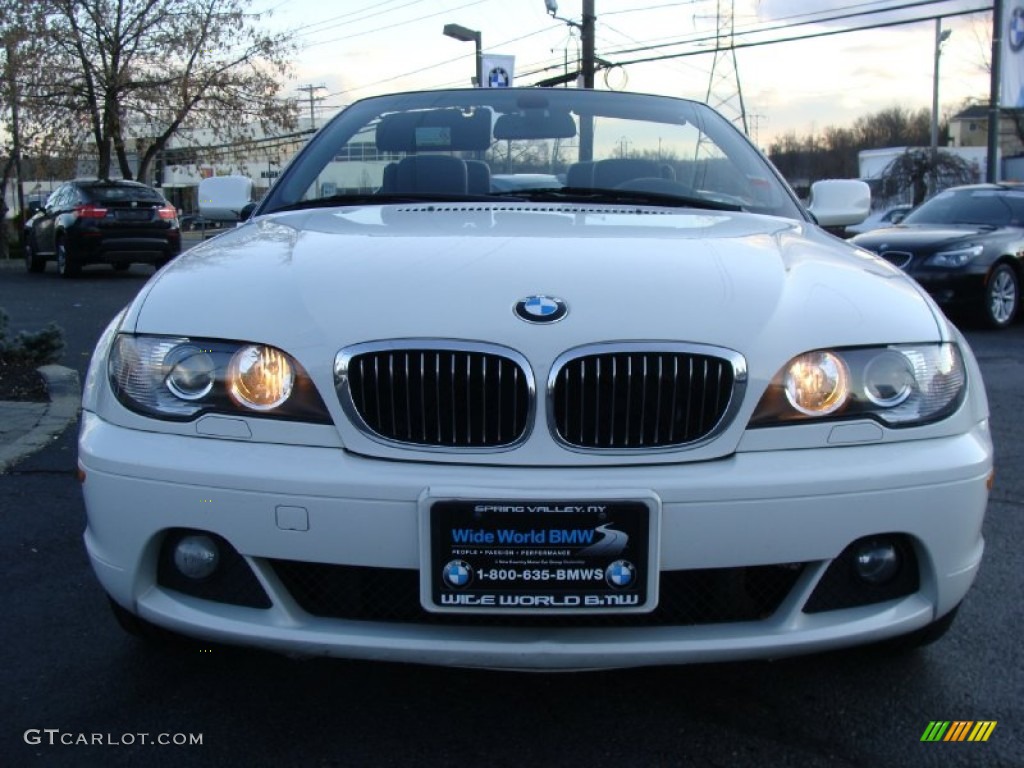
[580,0,596,162]
[297,84,326,130]
[748,113,766,147]
[581,0,596,89]
[930,19,951,197]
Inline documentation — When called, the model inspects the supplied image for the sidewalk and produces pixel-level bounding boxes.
[0,365,81,473]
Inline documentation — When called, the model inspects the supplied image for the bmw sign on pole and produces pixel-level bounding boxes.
[482,54,515,88]
[1002,4,1024,107]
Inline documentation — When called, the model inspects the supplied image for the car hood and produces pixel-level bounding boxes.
[851,223,996,251]
[131,203,939,351]
[122,203,945,464]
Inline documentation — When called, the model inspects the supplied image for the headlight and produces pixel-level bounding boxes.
[750,343,965,428]
[164,345,216,401]
[228,344,294,410]
[925,244,983,268]
[783,351,849,415]
[109,334,330,422]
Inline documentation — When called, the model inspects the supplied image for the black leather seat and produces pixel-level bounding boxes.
[394,155,468,194]
[592,159,671,189]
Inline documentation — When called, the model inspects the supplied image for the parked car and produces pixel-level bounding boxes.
[843,202,913,236]
[24,179,180,277]
[178,214,222,232]
[79,87,991,671]
[851,184,1023,329]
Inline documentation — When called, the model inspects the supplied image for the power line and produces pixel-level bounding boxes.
[325,25,556,98]
[295,0,490,51]
[598,0,988,59]
[608,5,992,70]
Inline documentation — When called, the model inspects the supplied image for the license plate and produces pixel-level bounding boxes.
[423,498,657,614]
[114,209,151,221]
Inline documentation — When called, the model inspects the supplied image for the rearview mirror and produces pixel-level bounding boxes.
[493,109,577,140]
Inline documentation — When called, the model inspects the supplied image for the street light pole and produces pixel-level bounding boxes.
[443,23,482,87]
[930,19,951,197]
[988,0,1004,182]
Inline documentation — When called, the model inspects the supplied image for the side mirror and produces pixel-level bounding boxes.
[807,179,871,228]
[239,202,257,222]
[890,210,907,225]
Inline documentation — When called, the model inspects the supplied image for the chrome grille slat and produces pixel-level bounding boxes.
[338,342,532,449]
[549,344,742,450]
[880,250,913,269]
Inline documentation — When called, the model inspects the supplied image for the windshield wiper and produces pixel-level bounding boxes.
[266,191,514,214]
[503,186,743,212]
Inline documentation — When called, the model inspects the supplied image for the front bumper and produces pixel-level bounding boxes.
[907,269,987,312]
[79,412,991,669]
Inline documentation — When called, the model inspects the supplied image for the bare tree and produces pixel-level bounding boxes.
[2,1,70,257]
[879,148,979,206]
[769,106,944,191]
[45,0,298,181]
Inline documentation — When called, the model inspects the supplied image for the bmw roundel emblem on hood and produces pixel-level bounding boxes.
[514,295,568,324]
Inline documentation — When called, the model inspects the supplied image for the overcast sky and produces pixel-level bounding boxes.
[265,0,994,147]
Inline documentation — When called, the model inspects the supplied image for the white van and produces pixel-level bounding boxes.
[197,176,253,224]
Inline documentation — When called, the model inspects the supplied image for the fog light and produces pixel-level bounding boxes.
[173,534,220,580]
[853,539,900,584]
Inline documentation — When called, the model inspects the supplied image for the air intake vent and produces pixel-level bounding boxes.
[336,342,534,449]
[549,343,745,450]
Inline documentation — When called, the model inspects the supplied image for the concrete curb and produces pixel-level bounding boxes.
[0,365,81,474]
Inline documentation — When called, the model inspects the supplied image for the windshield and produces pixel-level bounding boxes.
[902,187,1024,227]
[259,88,804,220]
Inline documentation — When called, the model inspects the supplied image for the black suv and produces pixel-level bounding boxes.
[24,179,181,277]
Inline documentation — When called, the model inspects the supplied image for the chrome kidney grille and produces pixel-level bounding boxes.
[880,251,913,269]
[336,342,534,449]
[549,343,745,450]
[337,341,744,452]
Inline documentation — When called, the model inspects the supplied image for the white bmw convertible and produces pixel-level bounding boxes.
[79,87,993,670]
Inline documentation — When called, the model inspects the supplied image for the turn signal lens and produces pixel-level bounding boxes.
[228,344,294,410]
[783,351,849,416]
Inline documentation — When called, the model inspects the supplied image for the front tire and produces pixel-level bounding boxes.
[983,263,1019,329]
[24,237,46,273]
[56,238,81,279]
